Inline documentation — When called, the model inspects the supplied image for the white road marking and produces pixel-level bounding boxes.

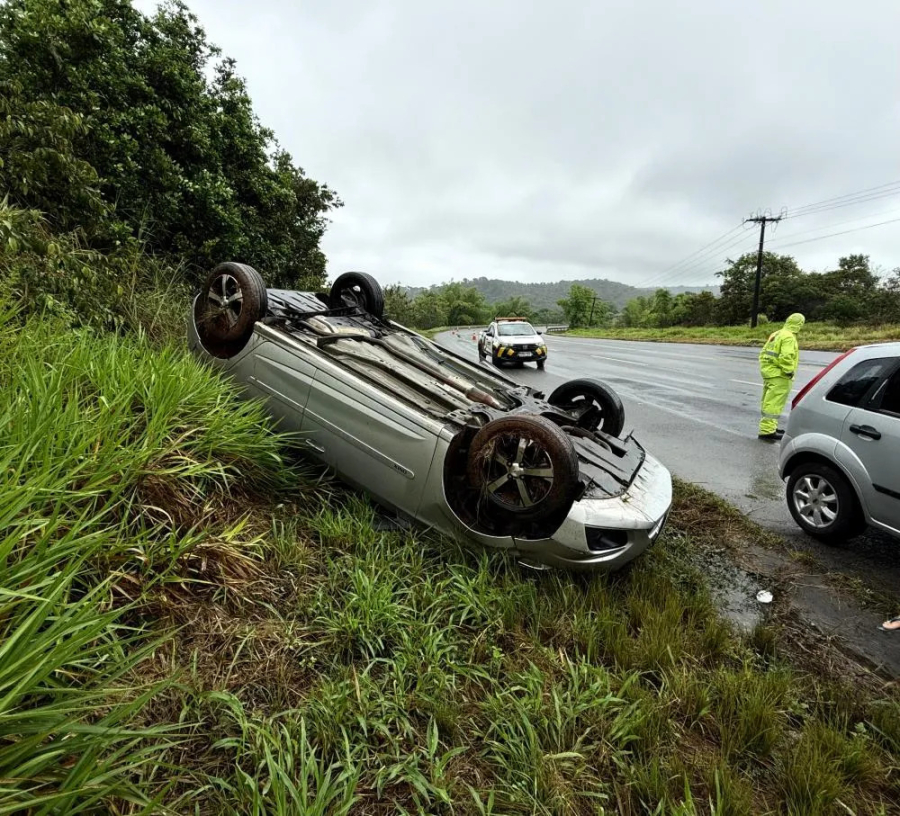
[591,353,651,367]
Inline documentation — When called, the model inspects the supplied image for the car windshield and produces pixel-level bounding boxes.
[497,323,536,336]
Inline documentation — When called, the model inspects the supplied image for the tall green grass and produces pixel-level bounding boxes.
[567,322,900,351]
[2,302,898,814]
[0,305,293,811]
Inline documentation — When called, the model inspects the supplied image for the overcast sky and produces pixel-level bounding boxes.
[139,0,900,288]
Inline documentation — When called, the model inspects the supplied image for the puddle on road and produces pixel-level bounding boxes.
[690,548,768,633]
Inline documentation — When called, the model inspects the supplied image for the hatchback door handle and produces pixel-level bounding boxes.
[850,424,881,441]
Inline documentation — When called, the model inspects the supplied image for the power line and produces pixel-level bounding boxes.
[786,179,900,218]
[766,215,900,250]
[637,178,900,294]
[766,206,900,248]
[787,188,900,220]
[637,223,747,289]
[640,229,758,289]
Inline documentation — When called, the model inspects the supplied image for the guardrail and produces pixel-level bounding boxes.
[544,325,569,334]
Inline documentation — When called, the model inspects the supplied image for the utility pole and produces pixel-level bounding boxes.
[745,214,782,328]
[588,295,597,325]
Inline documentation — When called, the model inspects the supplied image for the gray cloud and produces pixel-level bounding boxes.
[139,0,900,286]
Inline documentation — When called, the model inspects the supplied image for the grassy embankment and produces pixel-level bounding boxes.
[2,304,899,814]
[566,323,900,351]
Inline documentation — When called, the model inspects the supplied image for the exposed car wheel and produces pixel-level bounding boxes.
[537,360,545,370]
[467,414,580,523]
[478,344,486,360]
[329,271,385,317]
[786,462,866,543]
[194,262,268,359]
[548,378,625,438]
[492,356,504,367]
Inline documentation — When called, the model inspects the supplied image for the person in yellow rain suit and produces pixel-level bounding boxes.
[758,313,805,440]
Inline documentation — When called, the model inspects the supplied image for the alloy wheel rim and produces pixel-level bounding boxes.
[481,434,554,510]
[206,273,243,326]
[793,475,839,529]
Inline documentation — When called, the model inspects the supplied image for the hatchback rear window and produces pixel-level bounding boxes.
[826,358,894,407]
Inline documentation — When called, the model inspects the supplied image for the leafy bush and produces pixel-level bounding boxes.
[0,199,190,339]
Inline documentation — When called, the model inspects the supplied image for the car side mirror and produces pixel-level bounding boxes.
[537,330,543,335]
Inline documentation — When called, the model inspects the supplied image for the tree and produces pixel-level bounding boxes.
[649,288,674,327]
[671,291,717,326]
[618,296,652,328]
[558,284,613,328]
[0,0,339,287]
[532,306,566,326]
[716,252,804,325]
[409,291,447,329]
[439,282,488,326]
[383,284,414,325]
[490,296,534,321]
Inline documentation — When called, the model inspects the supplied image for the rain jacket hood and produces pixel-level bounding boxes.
[759,313,805,380]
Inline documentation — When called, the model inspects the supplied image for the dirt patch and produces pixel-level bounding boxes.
[672,479,900,682]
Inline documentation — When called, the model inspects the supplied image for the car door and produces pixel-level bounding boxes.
[300,363,440,517]
[247,331,317,433]
[836,359,900,530]
[481,324,495,355]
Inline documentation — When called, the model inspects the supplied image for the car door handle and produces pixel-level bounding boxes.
[849,424,881,441]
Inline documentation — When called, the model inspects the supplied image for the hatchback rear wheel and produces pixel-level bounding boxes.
[786,462,865,543]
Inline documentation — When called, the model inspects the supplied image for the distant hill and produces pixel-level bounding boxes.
[404,277,718,311]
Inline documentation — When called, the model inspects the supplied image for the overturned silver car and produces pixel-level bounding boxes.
[189,264,672,571]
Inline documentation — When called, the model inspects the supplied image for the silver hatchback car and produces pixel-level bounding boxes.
[779,342,900,543]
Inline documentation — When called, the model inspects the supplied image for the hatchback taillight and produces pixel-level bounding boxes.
[791,348,856,410]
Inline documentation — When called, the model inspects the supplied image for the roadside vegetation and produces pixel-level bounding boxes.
[388,254,900,344]
[566,321,900,351]
[2,301,898,813]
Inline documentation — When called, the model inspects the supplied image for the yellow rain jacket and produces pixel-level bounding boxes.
[759,313,805,379]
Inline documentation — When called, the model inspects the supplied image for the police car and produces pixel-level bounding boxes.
[478,318,548,369]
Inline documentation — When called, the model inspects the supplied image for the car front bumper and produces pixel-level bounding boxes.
[492,344,547,362]
[514,452,673,571]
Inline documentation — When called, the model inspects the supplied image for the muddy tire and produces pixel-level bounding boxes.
[467,414,580,523]
[786,462,866,543]
[194,262,268,359]
[329,271,384,317]
[548,378,625,438]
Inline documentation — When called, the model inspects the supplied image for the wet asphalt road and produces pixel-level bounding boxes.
[435,330,900,598]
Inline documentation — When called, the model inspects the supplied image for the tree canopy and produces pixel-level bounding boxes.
[0,0,339,288]
[615,252,900,330]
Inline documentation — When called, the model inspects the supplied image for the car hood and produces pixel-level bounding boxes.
[495,335,544,346]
